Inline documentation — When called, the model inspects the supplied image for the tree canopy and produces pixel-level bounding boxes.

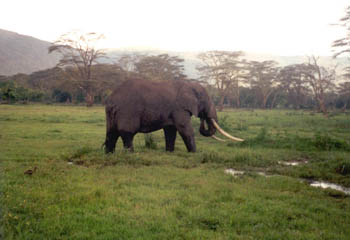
[48,31,107,106]
[332,5,350,80]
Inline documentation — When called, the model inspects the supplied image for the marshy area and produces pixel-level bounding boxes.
[1,105,350,239]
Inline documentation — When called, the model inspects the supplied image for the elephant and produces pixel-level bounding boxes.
[103,79,243,153]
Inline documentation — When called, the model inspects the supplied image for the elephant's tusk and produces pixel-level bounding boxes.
[211,135,226,142]
[211,119,244,142]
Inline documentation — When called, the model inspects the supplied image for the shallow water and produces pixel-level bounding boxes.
[278,161,308,166]
[224,169,244,176]
[310,181,350,195]
[224,168,350,195]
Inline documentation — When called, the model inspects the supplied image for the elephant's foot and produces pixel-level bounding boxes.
[180,134,196,152]
[104,132,119,153]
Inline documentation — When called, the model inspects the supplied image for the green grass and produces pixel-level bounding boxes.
[1,105,350,239]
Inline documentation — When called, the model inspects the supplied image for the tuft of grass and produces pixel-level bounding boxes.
[236,127,350,152]
[335,162,350,176]
[144,133,158,149]
[313,132,350,151]
[71,146,96,159]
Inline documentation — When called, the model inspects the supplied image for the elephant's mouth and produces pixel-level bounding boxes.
[200,118,244,142]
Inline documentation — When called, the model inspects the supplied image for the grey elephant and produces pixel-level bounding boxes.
[104,79,243,153]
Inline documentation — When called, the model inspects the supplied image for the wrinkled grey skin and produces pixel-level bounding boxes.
[104,79,218,153]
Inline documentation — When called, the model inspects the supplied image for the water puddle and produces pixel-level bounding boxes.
[309,181,350,195]
[257,172,271,177]
[278,161,308,166]
[224,169,244,177]
[224,169,350,196]
[225,169,275,177]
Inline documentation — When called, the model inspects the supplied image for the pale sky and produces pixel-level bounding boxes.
[1,0,349,56]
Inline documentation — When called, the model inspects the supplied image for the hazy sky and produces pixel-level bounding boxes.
[1,0,348,56]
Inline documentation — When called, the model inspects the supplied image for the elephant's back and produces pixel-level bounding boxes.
[107,79,176,106]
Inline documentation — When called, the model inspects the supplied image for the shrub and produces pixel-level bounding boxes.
[335,162,350,175]
[313,133,349,151]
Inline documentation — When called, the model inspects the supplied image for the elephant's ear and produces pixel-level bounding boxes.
[177,86,199,116]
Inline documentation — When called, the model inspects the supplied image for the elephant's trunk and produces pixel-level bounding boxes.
[199,118,216,137]
[198,100,243,142]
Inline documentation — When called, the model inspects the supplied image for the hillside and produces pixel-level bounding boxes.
[0,29,59,76]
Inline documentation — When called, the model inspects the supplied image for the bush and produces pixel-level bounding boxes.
[52,89,72,103]
[313,133,349,151]
[0,80,45,103]
[335,162,350,175]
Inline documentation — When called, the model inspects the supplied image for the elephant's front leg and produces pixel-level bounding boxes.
[163,126,177,152]
[173,112,196,152]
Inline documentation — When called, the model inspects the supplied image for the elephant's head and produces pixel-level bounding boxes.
[177,81,243,142]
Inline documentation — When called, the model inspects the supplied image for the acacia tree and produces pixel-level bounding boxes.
[332,6,350,63]
[48,31,106,106]
[118,53,141,71]
[299,57,337,115]
[134,54,186,81]
[337,81,350,110]
[197,51,247,110]
[332,5,350,111]
[90,64,126,102]
[117,53,145,78]
[247,60,279,108]
[278,64,311,109]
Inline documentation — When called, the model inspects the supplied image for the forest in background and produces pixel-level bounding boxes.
[1,6,349,115]
[0,51,349,115]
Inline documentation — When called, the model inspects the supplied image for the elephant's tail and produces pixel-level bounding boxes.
[102,106,120,153]
[103,106,119,149]
[105,106,119,133]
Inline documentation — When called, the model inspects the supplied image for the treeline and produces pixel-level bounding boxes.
[0,52,349,114]
[2,4,349,113]
[197,51,349,114]
[2,6,349,113]
[0,64,127,104]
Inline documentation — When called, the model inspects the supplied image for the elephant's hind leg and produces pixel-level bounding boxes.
[163,126,177,152]
[105,131,119,153]
[120,131,135,152]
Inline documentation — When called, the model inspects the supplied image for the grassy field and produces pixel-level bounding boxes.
[1,104,350,239]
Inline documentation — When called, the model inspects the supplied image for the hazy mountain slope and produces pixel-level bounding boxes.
[0,29,59,75]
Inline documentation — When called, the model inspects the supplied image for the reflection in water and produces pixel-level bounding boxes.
[224,169,244,176]
[224,168,350,195]
[310,181,350,195]
[278,161,308,166]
